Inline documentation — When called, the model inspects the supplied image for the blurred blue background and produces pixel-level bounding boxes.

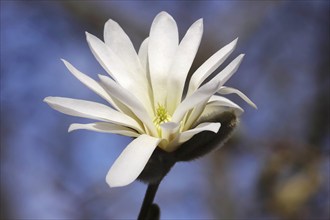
[1,1,329,219]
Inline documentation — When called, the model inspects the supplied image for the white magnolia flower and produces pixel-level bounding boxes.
[44,11,256,187]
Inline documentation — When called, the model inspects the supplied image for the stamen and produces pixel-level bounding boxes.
[153,104,171,128]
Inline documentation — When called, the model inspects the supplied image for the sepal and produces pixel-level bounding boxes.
[174,111,238,161]
[137,147,176,184]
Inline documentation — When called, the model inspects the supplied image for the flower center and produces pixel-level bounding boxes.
[153,104,171,128]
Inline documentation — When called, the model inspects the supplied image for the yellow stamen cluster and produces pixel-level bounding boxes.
[153,104,171,129]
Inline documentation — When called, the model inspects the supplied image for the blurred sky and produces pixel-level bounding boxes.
[1,1,329,219]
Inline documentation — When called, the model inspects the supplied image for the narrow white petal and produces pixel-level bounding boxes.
[138,38,154,109]
[211,54,245,87]
[86,32,151,102]
[187,38,238,95]
[167,19,204,114]
[61,59,120,109]
[68,122,139,137]
[62,59,139,120]
[180,54,245,126]
[99,75,157,136]
[172,81,220,123]
[43,96,143,133]
[86,32,125,82]
[104,19,142,76]
[208,95,244,113]
[106,134,162,187]
[166,122,221,152]
[173,55,244,126]
[217,86,257,109]
[86,32,153,115]
[194,95,243,126]
[148,11,179,105]
[138,38,149,74]
[182,101,207,131]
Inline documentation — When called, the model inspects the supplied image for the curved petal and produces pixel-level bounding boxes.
[187,38,238,96]
[208,95,244,113]
[62,59,139,121]
[99,75,157,136]
[86,32,126,82]
[138,38,154,107]
[148,11,179,105]
[173,54,244,124]
[217,86,257,109]
[106,134,162,187]
[166,122,221,152]
[86,32,151,109]
[104,19,142,76]
[68,122,139,137]
[43,96,143,133]
[138,38,149,74]
[210,54,245,87]
[182,101,207,131]
[61,59,122,111]
[194,95,243,126]
[167,19,203,114]
[172,81,219,123]
[160,122,180,142]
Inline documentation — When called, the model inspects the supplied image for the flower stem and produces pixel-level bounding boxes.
[137,181,161,220]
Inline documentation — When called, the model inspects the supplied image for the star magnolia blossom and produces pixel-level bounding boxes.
[44,12,256,187]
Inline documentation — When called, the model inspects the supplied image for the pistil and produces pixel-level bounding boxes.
[153,104,172,136]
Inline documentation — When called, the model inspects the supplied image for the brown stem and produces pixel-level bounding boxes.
[137,181,161,220]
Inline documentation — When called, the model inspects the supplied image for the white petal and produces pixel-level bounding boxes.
[137,38,155,108]
[86,32,126,82]
[208,95,244,113]
[166,122,221,152]
[182,101,207,131]
[217,86,257,109]
[104,19,142,76]
[148,11,179,105]
[172,81,220,123]
[173,55,244,125]
[194,95,244,126]
[160,122,180,142]
[106,134,162,187]
[68,122,139,137]
[99,75,157,136]
[166,19,203,114]
[187,38,238,95]
[62,59,139,120]
[43,96,143,133]
[61,59,121,110]
[210,54,245,87]
[86,32,151,108]
[138,38,149,74]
